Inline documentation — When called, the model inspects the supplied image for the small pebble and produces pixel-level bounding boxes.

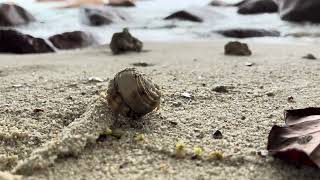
[302,53,317,60]
[196,131,205,139]
[287,96,295,103]
[213,130,223,139]
[88,77,103,83]
[245,62,254,66]
[169,120,178,126]
[172,101,182,107]
[12,84,24,88]
[266,92,275,97]
[212,86,228,93]
[33,108,44,113]
[181,92,192,99]
[257,150,269,158]
[131,62,153,67]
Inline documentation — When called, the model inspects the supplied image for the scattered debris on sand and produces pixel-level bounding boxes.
[12,68,161,175]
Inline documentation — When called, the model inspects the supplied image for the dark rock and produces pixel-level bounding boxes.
[266,92,275,97]
[216,29,280,38]
[196,131,205,139]
[80,6,128,26]
[212,86,229,93]
[131,62,153,67]
[110,28,142,54]
[0,3,35,26]
[0,29,54,54]
[275,0,320,23]
[303,53,317,60]
[209,0,248,7]
[287,96,295,103]
[213,130,223,139]
[238,0,278,14]
[245,62,254,66]
[224,41,251,56]
[107,0,135,7]
[164,10,203,23]
[49,31,97,50]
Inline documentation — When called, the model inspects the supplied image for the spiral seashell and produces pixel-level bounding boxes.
[107,68,161,118]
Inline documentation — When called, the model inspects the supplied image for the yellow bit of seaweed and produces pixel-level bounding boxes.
[193,146,203,157]
[99,91,107,98]
[134,133,145,142]
[175,140,186,158]
[207,150,223,160]
[111,129,124,139]
[102,128,124,139]
[105,128,113,136]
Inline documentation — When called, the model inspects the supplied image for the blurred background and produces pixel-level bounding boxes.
[2,0,320,44]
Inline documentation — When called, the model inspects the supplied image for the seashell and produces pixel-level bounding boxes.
[107,68,161,118]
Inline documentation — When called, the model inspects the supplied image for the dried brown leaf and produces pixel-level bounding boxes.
[267,108,320,167]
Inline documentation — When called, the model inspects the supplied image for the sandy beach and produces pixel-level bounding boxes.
[1,41,320,179]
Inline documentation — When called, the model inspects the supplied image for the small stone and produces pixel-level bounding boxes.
[196,131,205,139]
[287,96,295,103]
[257,150,268,158]
[245,62,254,66]
[172,101,182,107]
[131,62,153,67]
[181,92,192,99]
[212,86,228,93]
[225,41,252,56]
[169,120,178,126]
[33,108,44,113]
[241,116,246,120]
[303,53,317,60]
[213,130,223,139]
[266,92,275,97]
[12,84,23,88]
[110,28,143,54]
[88,77,103,83]
[66,96,73,100]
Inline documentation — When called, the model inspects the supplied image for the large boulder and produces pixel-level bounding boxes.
[164,10,203,23]
[209,0,248,7]
[224,41,252,56]
[0,29,54,54]
[0,3,35,26]
[164,7,224,23]
[216,28,280,38]
[80,6,128,26]
[49,31,97,50]
[274,0,320,23]
[107,0,135,7]
[110,28,142,54]
[238,0,278,14]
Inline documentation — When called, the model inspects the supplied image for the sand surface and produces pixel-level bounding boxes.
[1,41,320,179]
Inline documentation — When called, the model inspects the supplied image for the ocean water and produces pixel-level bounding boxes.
[2,0,320,44]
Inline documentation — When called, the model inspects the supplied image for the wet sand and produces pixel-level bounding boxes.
[1,41,320,179]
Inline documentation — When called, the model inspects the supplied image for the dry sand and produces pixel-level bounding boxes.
[1,41,320,179]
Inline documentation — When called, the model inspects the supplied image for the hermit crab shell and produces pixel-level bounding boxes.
[107,68,161,118]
